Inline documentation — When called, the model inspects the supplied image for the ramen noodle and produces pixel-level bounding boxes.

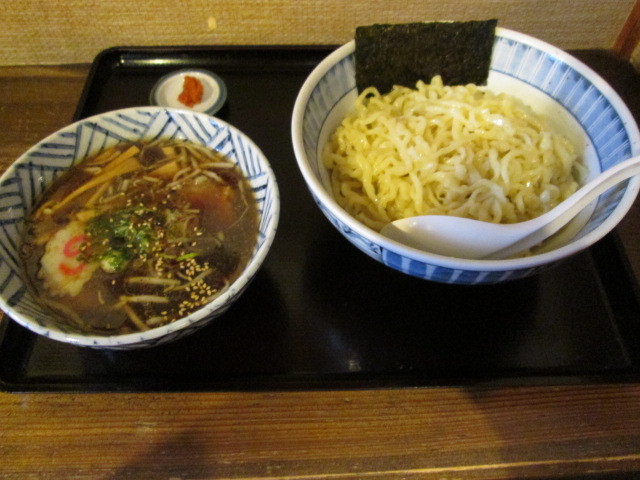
[21,139,258,334]
[323,75,586,231]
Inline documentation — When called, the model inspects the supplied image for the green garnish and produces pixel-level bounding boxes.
[84,206,159,273]
[99,249,131,274]
[176,252,198,261]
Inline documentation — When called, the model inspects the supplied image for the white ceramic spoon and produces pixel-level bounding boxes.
[380,155,640,259]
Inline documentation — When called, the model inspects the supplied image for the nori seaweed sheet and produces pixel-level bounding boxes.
[355,20,498,94]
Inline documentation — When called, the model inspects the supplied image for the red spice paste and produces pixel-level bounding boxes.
[178,76,204,108]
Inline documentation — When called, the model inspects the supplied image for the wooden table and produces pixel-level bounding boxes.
[1,58,640,479]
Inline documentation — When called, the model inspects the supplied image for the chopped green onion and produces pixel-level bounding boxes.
[177,252,198,261]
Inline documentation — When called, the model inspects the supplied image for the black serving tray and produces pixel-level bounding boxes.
[2,46,640,392]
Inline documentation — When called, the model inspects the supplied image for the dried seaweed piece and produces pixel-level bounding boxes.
[355,20,498,94]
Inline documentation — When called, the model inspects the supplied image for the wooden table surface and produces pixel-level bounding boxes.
[1,59,640,479]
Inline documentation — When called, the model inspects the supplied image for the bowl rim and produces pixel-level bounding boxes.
[291,27,640,272]
[0,106,280,347]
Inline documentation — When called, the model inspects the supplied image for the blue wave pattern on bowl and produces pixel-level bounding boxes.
[302,54,356,180]
[491,36,632,240]
[0,107,278,347]
[300,33,638,284]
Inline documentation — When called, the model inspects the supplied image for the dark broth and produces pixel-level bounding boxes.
[21,139,258,334]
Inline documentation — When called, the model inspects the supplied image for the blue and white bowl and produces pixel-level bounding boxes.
[0,107,279,348]
[291,28,640,284]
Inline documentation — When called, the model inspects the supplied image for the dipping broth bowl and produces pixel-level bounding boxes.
[291,27,640,284]
[0,107,279,349]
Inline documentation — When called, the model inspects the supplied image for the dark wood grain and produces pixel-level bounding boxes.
[0,59,640,479]
[1,387,640,479]
[0,66,88,169]
[614,0,640,58]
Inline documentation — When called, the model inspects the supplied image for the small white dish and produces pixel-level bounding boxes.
[150,68,227,115]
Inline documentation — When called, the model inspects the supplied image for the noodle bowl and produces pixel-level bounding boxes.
[21,139,259,335]
[323,75,587,231]
[292,32,640,283]
[0,107,279,348]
